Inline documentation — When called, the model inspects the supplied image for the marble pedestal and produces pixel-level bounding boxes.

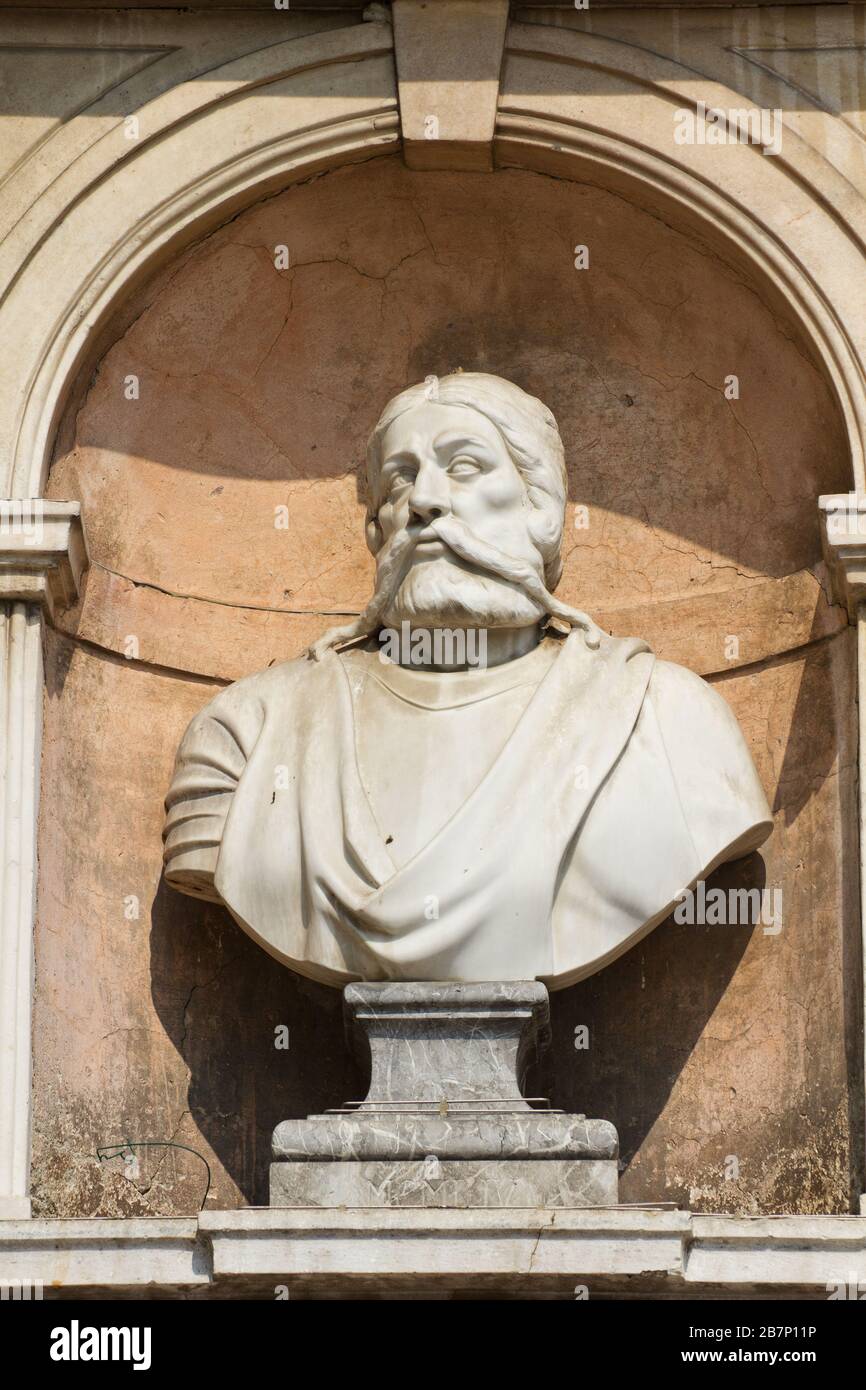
[270,982,618,1208]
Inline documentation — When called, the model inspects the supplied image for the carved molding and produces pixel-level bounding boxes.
[2,15,864,503]
[0,501,88,621]
[0,501,87,1214]
[0,601,42,1218]
[1,1206,865,1296]
[819,493,866,619]
[497,22,866,492]
[0,22,400,500]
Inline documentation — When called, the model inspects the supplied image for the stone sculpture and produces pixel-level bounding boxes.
[164,371,773,989]
[163,372,773,1207]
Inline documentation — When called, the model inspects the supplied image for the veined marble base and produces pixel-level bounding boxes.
[272,1112,617,1162]
[270,981,619,1209]
[270,1158,618,1208]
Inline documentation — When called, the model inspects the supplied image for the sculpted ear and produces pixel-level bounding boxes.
[366,514,384,556]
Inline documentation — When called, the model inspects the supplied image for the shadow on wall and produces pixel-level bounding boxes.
[547,852,763,1204]
[149,853,759,1210]
[50,158,850,629]
[125,624,859,1216]
[149,876,362,1208]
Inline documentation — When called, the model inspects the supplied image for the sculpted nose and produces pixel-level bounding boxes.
[407,466,450,525]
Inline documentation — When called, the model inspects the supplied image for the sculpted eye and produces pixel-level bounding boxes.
[387,467,416,494]
[448,456,482,477]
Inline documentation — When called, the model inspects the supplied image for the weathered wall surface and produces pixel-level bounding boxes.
[34,155,861,1215]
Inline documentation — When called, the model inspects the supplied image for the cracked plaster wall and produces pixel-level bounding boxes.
[33,156,862,1215]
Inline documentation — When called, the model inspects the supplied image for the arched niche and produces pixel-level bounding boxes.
[3,13,864,1216]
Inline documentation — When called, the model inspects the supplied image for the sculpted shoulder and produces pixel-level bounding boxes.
[194,650,325,727]
[184,647,337,750]
[163,651,330,901]
[644,655,774,860]
[646,656,749,744]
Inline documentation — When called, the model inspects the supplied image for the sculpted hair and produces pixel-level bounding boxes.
[365,372,568,588]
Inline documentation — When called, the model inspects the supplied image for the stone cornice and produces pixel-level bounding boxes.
[819,493,866,619]
[1,1208,865,1297]
[0,501,88,620]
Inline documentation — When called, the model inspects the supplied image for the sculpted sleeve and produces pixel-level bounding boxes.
[163,686,264,903]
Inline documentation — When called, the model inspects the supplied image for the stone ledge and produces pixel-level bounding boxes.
[0,500,88,620]
[0,1218,205,1294]
[2,1209,865,1298]
[819,492,866,618]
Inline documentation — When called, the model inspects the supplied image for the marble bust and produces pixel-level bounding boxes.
[163,372,773,988]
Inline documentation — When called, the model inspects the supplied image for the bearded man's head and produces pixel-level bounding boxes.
[307,373,600,661]
[365,372,568,630]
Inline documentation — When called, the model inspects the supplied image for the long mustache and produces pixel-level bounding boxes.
[307,516,601,660]
[307,523,419,661]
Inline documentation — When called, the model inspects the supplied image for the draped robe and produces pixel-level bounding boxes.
[163,629,773,988]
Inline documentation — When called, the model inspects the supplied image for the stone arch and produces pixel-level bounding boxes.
[1,21,400,499]
[495,22,866,488]
[2,17,865,499]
